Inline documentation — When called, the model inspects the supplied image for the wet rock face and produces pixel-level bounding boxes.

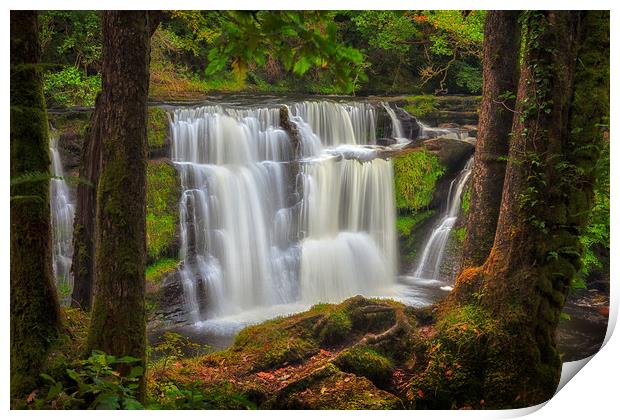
[150,268,190,326]
[423,136,475,211]
[395,107,421,140]
[376,137,398,146]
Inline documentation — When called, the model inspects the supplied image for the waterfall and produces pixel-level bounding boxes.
[49,135,75,302]
[412,157,473,281]
[381,102,405,140]
[170,101,397,322]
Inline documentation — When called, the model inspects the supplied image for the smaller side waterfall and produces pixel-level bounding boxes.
[412,157,473,280]
[50,135,75,301]
[381,102,407,142]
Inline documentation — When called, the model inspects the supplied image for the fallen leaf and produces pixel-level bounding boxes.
[344,377,351,382]
[27,390,38,403]
[320,387,327,394]
[417,389,425,398]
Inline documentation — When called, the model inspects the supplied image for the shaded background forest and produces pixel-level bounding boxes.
[39,10,484,106]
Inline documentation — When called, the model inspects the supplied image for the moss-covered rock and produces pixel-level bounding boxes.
[393,150,445,213]
[146,159,181,263]
[146,296,418,409]
[317,309,352,345]
[334,346,394,387]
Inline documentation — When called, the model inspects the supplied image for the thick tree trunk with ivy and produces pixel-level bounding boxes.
[460,11,520,269]
[86,11,153,399]
[430,11,608,408]
[10,10,61,397]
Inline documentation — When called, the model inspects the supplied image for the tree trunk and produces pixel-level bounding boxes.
[10,10,61,397]
[459,11,520,269]
[86,11,153,399]
[70,95,103,310]
[71,11,162,311]
[418,11,607,409]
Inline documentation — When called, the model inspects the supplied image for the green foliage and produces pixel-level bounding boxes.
[146,161,180,261]
[39,11,102,70]
[334,346,394,387]
[352,11,419,56]
[148,380,256,409]
[396,211,435,236]
[403,95,438,117]
[393,151,445,212]
[148,332,208,370]
[31,351,143,409]
[147,107,169,149]
[146,258,178,285]
[43,66,101,107]
[200,11,365,93]
[579,138,609,279]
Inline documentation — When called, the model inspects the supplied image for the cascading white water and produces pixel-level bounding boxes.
[412,157,473,280]
[170,101,398,322]
[49,135,75,302]
[381,102,405,141]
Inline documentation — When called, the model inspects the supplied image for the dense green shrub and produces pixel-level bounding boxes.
[43,66,101,108]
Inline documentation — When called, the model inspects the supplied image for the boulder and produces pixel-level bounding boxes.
[423,136,475,172]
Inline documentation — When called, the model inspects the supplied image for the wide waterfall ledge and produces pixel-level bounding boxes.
[164,100,472,336]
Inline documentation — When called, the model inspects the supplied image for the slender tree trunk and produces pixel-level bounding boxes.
[10,10,61,397]
[86,11,154,399]
[70,95,103,310]
[459,11,520,269]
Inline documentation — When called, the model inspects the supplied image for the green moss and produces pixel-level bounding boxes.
[334,346,394,387]
[461,185,471,214]
[403,95,438,117]
[396,210,435,236]
[259,337,318,370]
[146,258,178,285]
[453,226,467,244]
[409,304,499,409]
[393,150,445,212]
[146,160,180,261]
[147,107,169,149]
[318,309,352,345]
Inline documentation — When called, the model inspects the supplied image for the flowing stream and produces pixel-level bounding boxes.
[170,101,399,326]
[412,157,473,282]
[49,135,75,303]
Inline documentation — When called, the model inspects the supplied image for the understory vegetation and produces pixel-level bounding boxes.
[39,10,485,107]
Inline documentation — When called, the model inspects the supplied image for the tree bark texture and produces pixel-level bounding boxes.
[70,95,103,310]
[460,11,520,269]
[86,11,153,398]
[10,10,61,397]
[435,11,607,408]
[70,11,162,311]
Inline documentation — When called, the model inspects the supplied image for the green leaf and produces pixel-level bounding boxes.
[127,366,144,379]
[122,398,144,410]
[293,56,312,75]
